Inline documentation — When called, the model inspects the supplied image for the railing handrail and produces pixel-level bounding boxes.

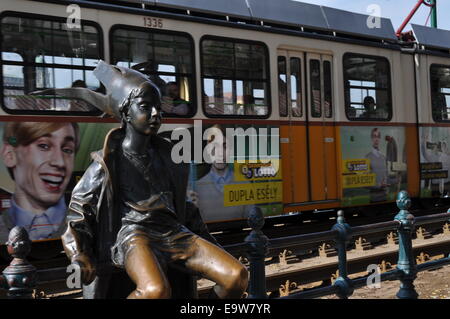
[228,210,450,257]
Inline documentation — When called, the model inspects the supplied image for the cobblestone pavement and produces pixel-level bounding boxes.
[322,264,450,299]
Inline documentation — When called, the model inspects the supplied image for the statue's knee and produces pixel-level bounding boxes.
[139,283,171,299]
[228,265,249,293]
[237,266,249,291]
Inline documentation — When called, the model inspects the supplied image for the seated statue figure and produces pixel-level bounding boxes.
[44,61,248,299]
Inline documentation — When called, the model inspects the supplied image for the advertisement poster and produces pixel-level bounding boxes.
[0,121,119,244]
[419,126,450,198]
[185,124,282,222]
[340,126,407,206]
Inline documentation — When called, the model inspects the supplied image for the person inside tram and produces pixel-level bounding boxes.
[161,81,190,116]
[69,80,96,112]
[131,61,167,94]
[361,96,376,118]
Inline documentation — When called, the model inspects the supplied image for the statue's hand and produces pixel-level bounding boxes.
[72,253,96,285]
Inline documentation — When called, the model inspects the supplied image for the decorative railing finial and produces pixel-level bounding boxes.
[394,190,418,299]
[245,207,269,299]
[1,226,36,299]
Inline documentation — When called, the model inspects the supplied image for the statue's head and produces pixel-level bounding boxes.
[119,82,162,135]
[93,61,162,135]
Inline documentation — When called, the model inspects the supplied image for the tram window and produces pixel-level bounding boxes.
[343,53,392,121]
[290,57,302,117]
[430,64,450,122]
[111,27,195,117]
[323,61,332,118]
[2,52,23,62]
[310,59,321,118]
[0,15,102,114]
[201,37,270,117]
[278,56,288,117]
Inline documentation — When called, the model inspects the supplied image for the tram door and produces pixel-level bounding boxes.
[306,53,337,202]
[278,50,337,206]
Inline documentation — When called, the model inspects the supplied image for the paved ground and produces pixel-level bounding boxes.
[322,264,450,299]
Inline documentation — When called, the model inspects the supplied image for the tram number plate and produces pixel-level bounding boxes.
[143,17,163,28]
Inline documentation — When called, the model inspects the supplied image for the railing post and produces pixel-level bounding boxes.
[331,210,354,299]
[394,190,418,299]
[245,207,269,299]
[1,226,36,299]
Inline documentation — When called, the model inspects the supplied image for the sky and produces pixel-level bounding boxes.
[294,0,450,32]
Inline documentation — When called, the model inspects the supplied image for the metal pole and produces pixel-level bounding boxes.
[331,210,354,299]
[245,207,269,299]
[396,0,426,36]
[394,191,419,299]
[431,0,437,28]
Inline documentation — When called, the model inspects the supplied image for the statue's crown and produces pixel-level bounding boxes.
[93,61,160,118]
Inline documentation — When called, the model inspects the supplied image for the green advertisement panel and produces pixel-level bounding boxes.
[0,121,119,244]
[340,126,407,206]
[419,126,450,198]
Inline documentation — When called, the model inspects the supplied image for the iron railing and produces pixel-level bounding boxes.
[243,190,450,299]
[1,190,450,299]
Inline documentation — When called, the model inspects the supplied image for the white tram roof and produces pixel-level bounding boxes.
[122,0,397,42]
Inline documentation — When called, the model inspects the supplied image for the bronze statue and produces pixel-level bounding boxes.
[40,61,248,299]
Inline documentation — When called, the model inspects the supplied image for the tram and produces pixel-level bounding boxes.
[1,0,450,257]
